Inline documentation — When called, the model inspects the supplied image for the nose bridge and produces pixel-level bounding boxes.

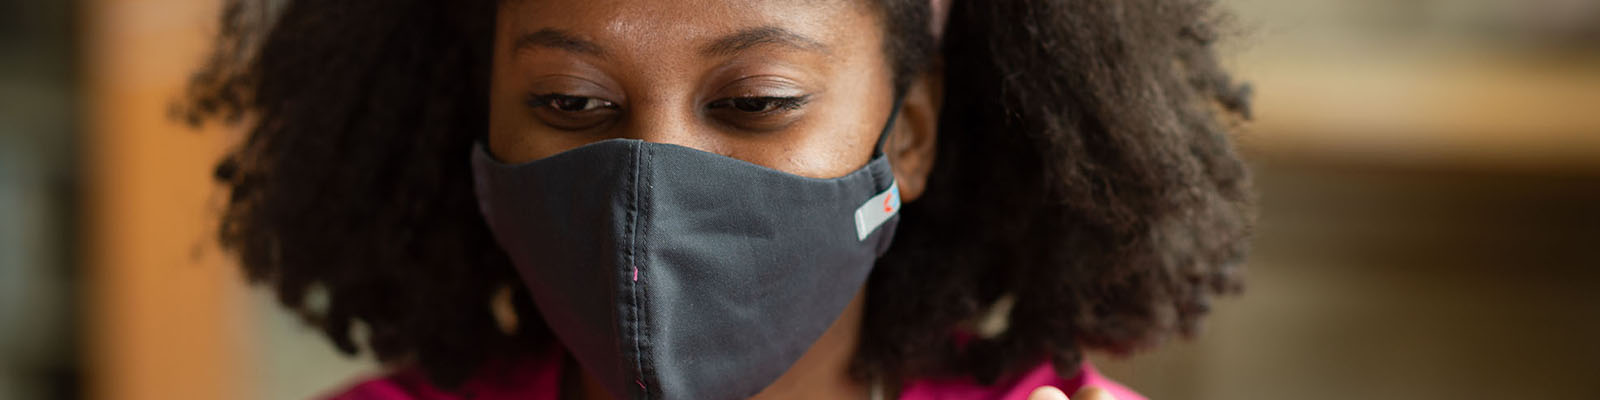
[619,95,716,152]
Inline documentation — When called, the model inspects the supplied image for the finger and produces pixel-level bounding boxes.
[1027,386,1070,400]
[1072,386,1118,400]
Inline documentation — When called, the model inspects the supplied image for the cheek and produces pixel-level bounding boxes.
[486,28,534,161]
[780,95,888,178]
[783,9,896,178]
[778,62,895,178]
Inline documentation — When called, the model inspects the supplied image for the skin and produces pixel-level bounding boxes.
[489,1,1108,399]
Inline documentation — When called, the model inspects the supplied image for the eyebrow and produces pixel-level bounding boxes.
[701,26,829,57]
[513,28,606,57]
[512,26,829,59]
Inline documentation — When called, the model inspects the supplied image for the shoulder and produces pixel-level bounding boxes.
[899,362,1147,400]
[321,369,451,400]
[320,350,565,400]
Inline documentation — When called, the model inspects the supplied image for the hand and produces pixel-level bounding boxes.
[1026,386,1117,400]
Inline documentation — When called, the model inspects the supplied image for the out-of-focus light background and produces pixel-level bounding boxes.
[1,0,1596,399]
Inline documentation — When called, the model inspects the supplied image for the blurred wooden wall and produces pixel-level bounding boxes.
[1091,1,1600,398]
[82,0,249,399]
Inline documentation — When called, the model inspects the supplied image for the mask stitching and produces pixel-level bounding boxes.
[641,145,659,398]
[623,141,644,398]
[628,142,656,398]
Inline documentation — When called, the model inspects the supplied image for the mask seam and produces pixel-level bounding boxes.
[623,141,642,398]
[640,145,659,398]
[627,142,655,398]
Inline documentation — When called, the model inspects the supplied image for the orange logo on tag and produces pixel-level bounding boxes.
[883,189,898,212]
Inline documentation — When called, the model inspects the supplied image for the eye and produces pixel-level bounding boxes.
[708,96,810,114]
[704,95,813,132]
[525,93,620,131]
[531,94,617,113]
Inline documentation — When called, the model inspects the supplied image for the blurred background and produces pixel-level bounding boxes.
[0,0,1596,399]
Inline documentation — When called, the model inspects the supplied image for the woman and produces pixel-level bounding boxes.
[184,0,1254,398]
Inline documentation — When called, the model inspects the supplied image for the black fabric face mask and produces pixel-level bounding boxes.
[470,104,903,400]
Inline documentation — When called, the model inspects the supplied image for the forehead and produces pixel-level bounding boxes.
[497,0,878,56]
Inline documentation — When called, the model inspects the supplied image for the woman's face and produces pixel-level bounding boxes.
[488,0,897,179]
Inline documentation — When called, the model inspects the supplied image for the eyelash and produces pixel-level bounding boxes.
[526,93,811,114]
[706,95,812,114]
[527,93,617,113]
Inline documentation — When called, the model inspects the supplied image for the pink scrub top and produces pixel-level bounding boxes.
[324,345,1146,400]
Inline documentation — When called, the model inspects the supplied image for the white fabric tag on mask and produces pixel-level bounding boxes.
[854,181,900,241]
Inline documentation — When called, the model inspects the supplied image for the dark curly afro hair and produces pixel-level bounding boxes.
[183,0,1254,390]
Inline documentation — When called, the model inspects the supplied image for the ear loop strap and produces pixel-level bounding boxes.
[872,95,908,158]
